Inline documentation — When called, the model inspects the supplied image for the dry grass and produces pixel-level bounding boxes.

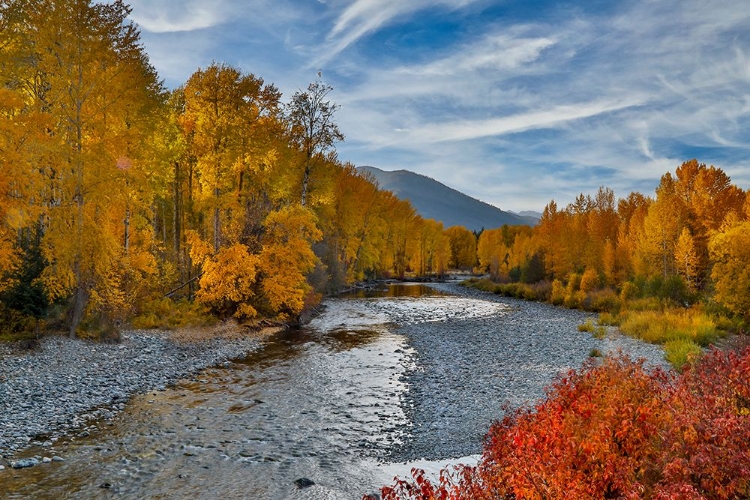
[166,319,284,344]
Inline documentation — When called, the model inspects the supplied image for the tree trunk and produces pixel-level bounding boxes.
[213,186,220,252]
[173,161,180,258]
[301,164,310,207]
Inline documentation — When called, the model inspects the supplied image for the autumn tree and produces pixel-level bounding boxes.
[286,78,344,207]
[257,205,322,318]
[616,192,650,283]
[318,164,387,284]
[708,205,750,319]
[673,159,745,286]
[445,225,477,270]
[181,63,281,252]
[1,0,163,336]
[638,173,687,279]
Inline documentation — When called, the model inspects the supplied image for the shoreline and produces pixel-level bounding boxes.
[0,324,280,465]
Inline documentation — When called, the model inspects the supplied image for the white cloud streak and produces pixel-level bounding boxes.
[128,0,231,33]
[409,99,644,143]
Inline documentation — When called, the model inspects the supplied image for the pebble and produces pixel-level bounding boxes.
[389,282,670,462]
[0,330,262,460]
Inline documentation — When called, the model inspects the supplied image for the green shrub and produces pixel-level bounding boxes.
[625,297,663,311]
[131,297,217,330]
[550,279,565,305]
[564,290,586,309]
[586,288,621,313]
[664,338,702,371]
[598,312,620,326]
[619,308,720,346]
[593,326,608,339]
[620,280,641,301]
[589,348,603,358]
[578,319,595,332]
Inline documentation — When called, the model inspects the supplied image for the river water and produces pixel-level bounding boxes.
[0,284,666,499]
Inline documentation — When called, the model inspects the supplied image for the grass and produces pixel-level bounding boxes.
[592,325,608,339]
[664,338,703,371]
[619,308,720,347]
[577,319,595,332]
[598,311,621,326]
[131,297,217,330]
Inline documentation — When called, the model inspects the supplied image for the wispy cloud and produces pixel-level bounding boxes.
[316,0,481,65]
[409,99,644,143]
[126,0,750,211]
[128,0,231,33]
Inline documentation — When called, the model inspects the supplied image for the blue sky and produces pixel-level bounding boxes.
[126,0,750,212]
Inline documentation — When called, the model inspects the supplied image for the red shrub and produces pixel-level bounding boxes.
[377,346,750,500]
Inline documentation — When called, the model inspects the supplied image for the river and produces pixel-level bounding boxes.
[0,283,667,499]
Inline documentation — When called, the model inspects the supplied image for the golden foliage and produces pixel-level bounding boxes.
[195,242,259,320]
[259,205,321,318]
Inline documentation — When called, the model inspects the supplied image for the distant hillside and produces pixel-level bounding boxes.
[358,166,538,231]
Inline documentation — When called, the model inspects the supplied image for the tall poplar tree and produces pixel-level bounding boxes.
[2,0,162,336]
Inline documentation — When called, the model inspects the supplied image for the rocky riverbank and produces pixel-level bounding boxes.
[389,281,670,462]
[0,326,273,465]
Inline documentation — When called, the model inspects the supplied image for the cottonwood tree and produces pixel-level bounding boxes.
[2,0,162,336]
[286,79,344,207]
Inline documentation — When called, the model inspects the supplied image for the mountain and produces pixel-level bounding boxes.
[357,166,538,231]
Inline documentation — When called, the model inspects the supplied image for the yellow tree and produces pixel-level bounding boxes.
[674,227,700,291]
[477,227,507,278]
[189,232,259,320]
[181,63,281,252]
[321,164,386,283]
[445,225,477,270]
[0,88,49,283]
[3,0,162,335]
[616,192,650,281]
[586,187,618,272]
[258,205,322,319]
[708,214,750,320]
[638,173,687,278]
[674,159,745,286]
[380,193,418,278]
[537,200,570,279]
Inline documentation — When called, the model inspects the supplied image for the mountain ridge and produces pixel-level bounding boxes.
[357,166,538,231]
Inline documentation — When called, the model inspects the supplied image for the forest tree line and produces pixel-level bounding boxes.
[2,1,748,341]
[475,158,749,321]
[0,0,456,337]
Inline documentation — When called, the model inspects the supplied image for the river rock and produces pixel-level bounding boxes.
[10,457,39,469]
[294,477,316,489]
[0,329,264,459]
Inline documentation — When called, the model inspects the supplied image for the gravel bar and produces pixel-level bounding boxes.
[391,282,670,462]
[0,330,264,462]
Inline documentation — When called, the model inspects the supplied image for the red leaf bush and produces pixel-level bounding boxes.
[379,345,750,500]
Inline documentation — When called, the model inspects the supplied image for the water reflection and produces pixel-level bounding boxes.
[2,321,413,499]
[339,282,449,299]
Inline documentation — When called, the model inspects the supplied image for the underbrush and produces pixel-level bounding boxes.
[619,308,720,347]
[465,277,745,370]
[462,278,552,302]
[131,297,217,330]
[378,347,750,499]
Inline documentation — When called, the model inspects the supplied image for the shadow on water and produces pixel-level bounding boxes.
[338,282,449,299]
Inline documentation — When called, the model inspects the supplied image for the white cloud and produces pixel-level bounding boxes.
[316,0,481,65]
[128,0,230,33]
[409,98,644,143]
